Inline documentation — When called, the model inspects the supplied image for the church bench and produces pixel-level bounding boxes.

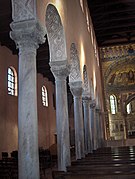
[52,171,135,179]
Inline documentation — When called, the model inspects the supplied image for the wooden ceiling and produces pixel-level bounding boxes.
[0,0,135,82]
[87,0,135,47]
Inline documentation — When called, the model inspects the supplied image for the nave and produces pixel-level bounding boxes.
[53,146,135,179]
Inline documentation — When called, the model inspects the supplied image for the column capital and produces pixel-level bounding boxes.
[96,108,101,113]
[82,96,91,101]
[69,81,83,97]
[10,20,46,50]
[82,96,91,106]
[90,100,96,108]
[49,60,70,80]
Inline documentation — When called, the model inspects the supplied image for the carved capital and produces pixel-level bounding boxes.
[11,0,36,22]
[82,96,91,105]
[10,20,46,51]
[90,100,96,109]
[69,81,83,97]
[96,108,100,113]
[49,60,70,80]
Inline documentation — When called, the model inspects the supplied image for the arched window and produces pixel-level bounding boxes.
[8,67,17,96]
[42,86,48,107]
[110,95,117,114]
[127,103,131,114]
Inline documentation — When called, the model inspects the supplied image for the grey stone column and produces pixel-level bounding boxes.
[50,60,71,171]
[69,81,85,159]
[89,102,94,152]
[10,21,46,179]
[90,102,97,150]
[98,111,104,147]
[95,108,101,148]
[82,96,91,154]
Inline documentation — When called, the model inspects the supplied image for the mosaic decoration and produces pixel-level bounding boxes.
[100,44,135,61]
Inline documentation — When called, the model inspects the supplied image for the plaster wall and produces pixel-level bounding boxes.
[0,45,56,158]
[0,45,18,157]
[37,73,56,149]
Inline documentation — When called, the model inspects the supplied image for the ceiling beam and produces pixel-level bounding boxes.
[88,0,135,8]
[90,7,135,17]
[94,14,135,25]
[95,22,135,31]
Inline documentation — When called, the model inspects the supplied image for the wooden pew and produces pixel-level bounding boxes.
[52,146,135,179]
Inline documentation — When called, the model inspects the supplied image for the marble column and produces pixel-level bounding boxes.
[99,111,104,147]
[82,96,91,154]
[96,108,101,148]
[90,102,97,150]
[10,21,46,179]
[89,102,94,152]
[69,81,85,159]
[50,60,71,171]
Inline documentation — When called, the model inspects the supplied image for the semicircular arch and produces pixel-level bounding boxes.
[45,4,67,62]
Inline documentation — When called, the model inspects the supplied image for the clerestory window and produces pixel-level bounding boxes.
[8,67,17,96]
[42,86,48,107]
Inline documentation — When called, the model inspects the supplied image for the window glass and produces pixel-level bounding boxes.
[110,95,117,114]
[127,103,131,114]
[42,86,48,107]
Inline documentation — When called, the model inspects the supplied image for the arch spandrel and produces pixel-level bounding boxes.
[69,43,82,83]
[83,65,90,96]
[45,4,67,62]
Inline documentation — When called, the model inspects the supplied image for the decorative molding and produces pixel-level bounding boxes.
[10,20,46,50]
[49,60,70,80]
[106,84,135,93]
[46,4,67,62]
[100,44,135,61]
[69,43,82,82]
[11,0,36,22]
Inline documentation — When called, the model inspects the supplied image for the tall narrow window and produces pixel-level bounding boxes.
[42,86,48,107]
[8,67,17,96]
[127,103,131,114]
[110,95,117,114]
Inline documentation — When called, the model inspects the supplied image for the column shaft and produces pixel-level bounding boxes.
[69,81,85,159]
[83,98,91,154]
[74,96,85,159]
[55,79,71,171]
[18,48,39,179]
[50,61,71,171]
[89,107,94,152]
